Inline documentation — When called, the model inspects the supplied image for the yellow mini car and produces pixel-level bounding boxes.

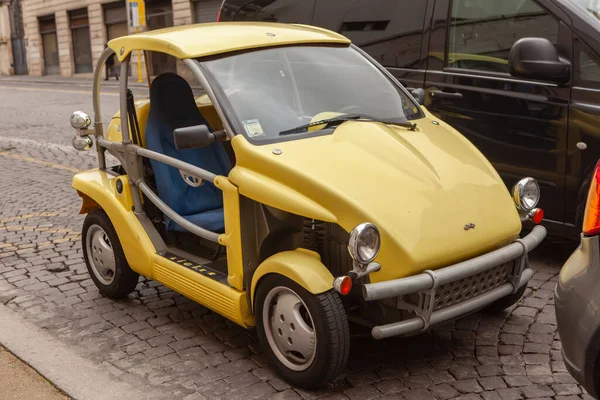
[69,22,547,388]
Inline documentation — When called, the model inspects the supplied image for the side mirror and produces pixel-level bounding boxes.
[509,37,570,84]
[173,125,227,149]
[410,88,425,106]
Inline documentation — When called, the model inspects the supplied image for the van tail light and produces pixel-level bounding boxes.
[583,161,600,236]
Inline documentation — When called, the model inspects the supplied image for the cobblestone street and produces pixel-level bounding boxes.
[0,79,592,400]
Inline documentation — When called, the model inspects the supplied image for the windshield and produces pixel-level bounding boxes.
[199,45,423,143]
[569,0,600,21]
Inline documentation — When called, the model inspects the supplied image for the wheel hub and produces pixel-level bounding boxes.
[264,287,316,371]
[86,225,116,286]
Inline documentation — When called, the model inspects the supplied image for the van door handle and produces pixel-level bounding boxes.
[430,90,463,100]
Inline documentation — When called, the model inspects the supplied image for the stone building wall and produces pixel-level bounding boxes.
[0,3,13,75]
[4,0,220,76]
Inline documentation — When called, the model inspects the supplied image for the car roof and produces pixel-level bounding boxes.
[108,22,351,62]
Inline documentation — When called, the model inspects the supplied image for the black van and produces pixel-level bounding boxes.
[219,0,600,239]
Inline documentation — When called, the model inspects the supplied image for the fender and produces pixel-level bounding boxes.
[72,169,155,278]
[250,248,335,309]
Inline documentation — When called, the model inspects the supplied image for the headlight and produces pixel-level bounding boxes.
[348,222,380,264]
[512,177,540,212]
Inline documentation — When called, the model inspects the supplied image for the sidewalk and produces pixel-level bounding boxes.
[0,305,163,400]
[0,347,68,400]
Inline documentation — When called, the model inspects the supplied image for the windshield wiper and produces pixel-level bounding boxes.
[279,114,417,136]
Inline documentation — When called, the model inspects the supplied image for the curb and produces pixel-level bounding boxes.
[0,76,148,89]
[0,305,165,400]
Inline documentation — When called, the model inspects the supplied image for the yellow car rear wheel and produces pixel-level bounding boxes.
[82,209,139,298]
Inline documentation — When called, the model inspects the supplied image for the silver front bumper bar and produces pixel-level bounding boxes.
[363,225,547,339]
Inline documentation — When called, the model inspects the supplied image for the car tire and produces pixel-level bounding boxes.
[485,285,527,313]
[82,209,139,298]
[255,274,349,389]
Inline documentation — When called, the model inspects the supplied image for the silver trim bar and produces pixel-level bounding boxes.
[363,225,547,301]
[138,181,220,243]
[92,47,114,171]
[136,147,217,183]
[96,139,217,183]
[372,268,534,339]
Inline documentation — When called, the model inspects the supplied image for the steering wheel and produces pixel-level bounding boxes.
[179,170,204,187]
[337,105,363,114]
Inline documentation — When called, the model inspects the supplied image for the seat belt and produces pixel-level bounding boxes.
[126,89,142,146]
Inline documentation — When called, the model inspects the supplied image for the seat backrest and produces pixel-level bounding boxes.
[145,73,231,218]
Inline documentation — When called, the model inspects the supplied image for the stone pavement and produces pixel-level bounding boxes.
[0,80,593,399]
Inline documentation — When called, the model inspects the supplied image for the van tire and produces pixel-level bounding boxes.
[82,209,139,298]
[255,275,349,388]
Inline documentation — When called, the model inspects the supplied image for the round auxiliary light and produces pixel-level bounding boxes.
[70,111,91,130]
[512,177,540,212]
[348,222,381,264]
[72,135,93,151]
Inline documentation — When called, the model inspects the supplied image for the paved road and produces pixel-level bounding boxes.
[0,80,592,400]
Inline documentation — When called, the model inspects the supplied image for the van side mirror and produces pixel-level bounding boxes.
[509,37,570,84]
[173,125,226,149]
[410,88,425,105]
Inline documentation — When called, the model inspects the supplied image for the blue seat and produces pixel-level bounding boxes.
[145,73,231,234]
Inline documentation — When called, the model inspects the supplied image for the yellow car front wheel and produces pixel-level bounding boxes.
[255,275,349,388]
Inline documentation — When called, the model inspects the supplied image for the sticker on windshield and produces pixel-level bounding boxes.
[243,119,265,138]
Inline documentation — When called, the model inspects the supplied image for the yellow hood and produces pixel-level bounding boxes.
[229,115,521,282]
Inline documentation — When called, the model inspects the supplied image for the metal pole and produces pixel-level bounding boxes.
[136,27,143,83]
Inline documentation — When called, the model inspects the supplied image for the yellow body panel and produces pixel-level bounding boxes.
[250,249,335,309]
[214,176,244,290]
[152,254,254,327]
[109,22,350,63]
[105,95,221,145]
[72,170,155,279]
[231,108,521,283]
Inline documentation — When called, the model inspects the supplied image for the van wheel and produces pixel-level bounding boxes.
[82,209,139,298]
[485,285,526,313]
[255,275,349,388]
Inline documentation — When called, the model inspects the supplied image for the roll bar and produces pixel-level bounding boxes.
[91,48,224,244]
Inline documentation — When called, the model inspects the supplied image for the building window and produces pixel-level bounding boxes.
[192,0,223,23]
[103,1,128,76]
[103,1,128,40]
[39,15,59,75]
[69,8,93,73]
[146,0,175,76]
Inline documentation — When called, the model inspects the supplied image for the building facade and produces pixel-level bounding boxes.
[0,0,222,76]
